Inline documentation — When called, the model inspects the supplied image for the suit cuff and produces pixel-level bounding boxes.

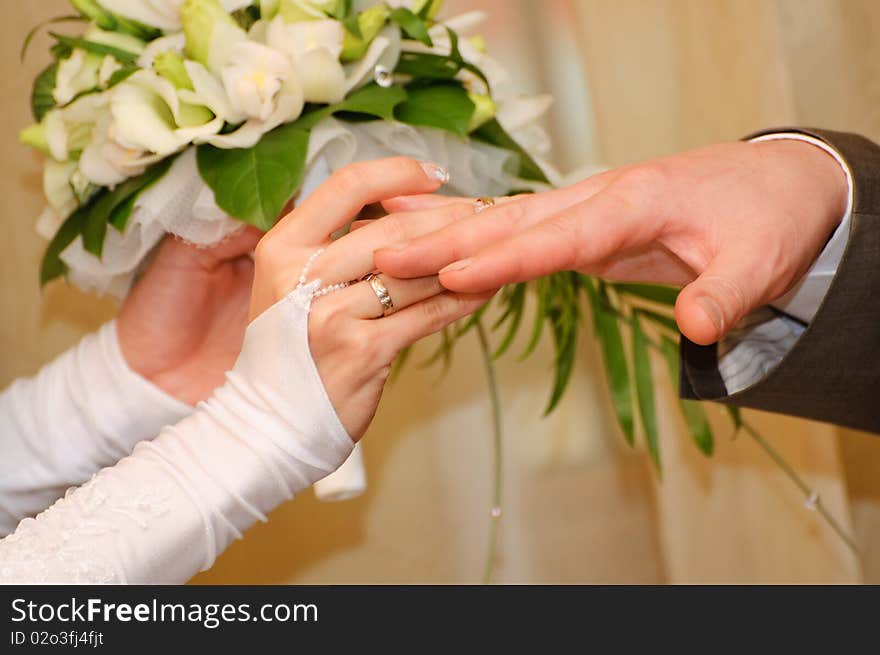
[749,132,852,323]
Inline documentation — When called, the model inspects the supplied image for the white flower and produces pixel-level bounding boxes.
[99,0,254,32]
[54,50,101,105]
[43,161,80,219]
[42,93,107,162]
[221,40,297,120]
[266,17,346,104]
[110,70,224,155]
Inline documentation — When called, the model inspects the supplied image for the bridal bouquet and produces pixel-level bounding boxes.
[21,0,554,294]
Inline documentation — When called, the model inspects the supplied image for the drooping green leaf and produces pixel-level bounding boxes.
[726,406,743,431]
[50,33,139,64]
[390,7,433,46]
[660,336,714,456]
[614,282,680,307]
[40,205,88,286]
[544,301,578,415]
[636,308,679,335]
[32,63,59,121]
[492,283,526,359]
[197,122,311,230]
[108,193,138,232]
[472,118,549,183]
[632,316,661,471]
[21,15,85,63]
[394,82,475,137]
[520,277,548,360]
[584,278,635,445]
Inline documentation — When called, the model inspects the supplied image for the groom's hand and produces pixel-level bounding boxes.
[375,139,848,345]
[117,227,262,405]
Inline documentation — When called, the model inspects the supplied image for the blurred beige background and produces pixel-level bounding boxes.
[3,0,880,583]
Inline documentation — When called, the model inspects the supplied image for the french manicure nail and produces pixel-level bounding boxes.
[696,296,724,334]
[420,161,450,184]
[440,258,473,275]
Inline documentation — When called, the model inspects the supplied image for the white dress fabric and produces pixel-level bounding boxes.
[0,276,355,584]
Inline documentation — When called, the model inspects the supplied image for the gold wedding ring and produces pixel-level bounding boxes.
[474,197,496,214]
[364,273,396,317]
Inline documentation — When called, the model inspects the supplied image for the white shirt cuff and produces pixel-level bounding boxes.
[749,132,853,323]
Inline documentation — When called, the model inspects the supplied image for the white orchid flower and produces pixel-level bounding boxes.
[43,161,80,219]
[41,93,107,162]
[54,50,101,105]
[99,0,254,32]
[221,40,297,120]
[137,33,187,69]
[79,113,166,186]
[266,17,346,104]
[201,40,304,148]
[110,70,224,156]
[180,0,249,74]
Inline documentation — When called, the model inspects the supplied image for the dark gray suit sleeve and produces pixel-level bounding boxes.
[680,127,880,433]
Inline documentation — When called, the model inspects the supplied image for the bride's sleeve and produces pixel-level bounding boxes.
[0,322,192,536]
[0,285,354,584]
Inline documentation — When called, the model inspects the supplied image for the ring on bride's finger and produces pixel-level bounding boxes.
[364,273,396,317]
[474,197,496,214]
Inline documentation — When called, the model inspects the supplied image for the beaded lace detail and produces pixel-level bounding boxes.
[0,472,172,584]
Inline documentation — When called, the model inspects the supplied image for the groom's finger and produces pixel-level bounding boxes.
[318,201,475,283]
[375,181,607,279]
[274,158,449,245]
[437,191,645,293]
[381,194,465,213]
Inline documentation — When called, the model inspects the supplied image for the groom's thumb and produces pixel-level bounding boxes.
[675,253,758,346]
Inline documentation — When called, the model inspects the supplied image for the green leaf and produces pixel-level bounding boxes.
[50,33,139,64]
[614,282,680,307]
[21,15,85,62]
[492,283,526,359]
[81,158,175,256]
[472,118,549,183]
[390,7,433,46]
[520,277,548,360]
[40,205,88,286]
[394,83,475,137]
[584,278,635,445]
[293,83,407,130]
[544,304,578,415]
[632,316,661,471]
[635,307,679,335]
[32,63,58,121]
[726,406,743,431]
[197,122,311,230]
[395,52,463,80]
[660,336,714,456]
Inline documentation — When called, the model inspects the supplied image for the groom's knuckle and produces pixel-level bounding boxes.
[494,200,526,225]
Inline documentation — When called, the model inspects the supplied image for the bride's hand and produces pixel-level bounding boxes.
[250,157,496,440]
[118,226,263,406]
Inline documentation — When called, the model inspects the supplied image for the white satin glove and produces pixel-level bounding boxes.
[0,322,191,536]
[0,158,493,584]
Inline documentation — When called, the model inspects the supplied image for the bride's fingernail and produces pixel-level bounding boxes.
[440,258,473,274]
[420,161,450,184]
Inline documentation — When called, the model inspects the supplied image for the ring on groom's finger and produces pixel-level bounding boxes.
[474,197,496,213]
[364,273,396,317]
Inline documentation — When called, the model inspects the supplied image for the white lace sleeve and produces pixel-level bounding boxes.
[0,282,354,584]
[0,322,191,536]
